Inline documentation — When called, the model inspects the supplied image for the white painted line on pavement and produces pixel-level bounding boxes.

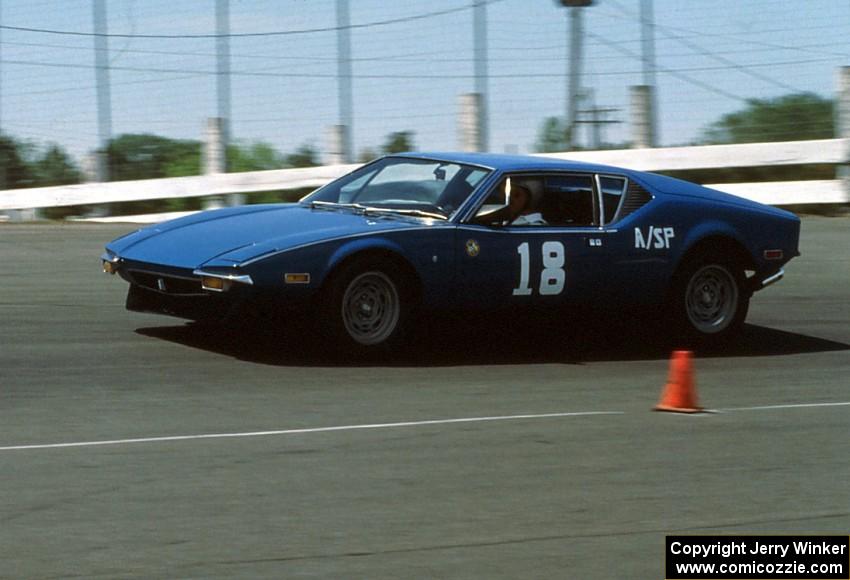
[0,411,624,452]
[721,401,850,412]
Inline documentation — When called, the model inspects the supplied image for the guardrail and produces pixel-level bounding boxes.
[0,139,847,215]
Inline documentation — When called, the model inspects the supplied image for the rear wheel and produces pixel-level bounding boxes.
[320,257,411,355]
[670,254,749,345]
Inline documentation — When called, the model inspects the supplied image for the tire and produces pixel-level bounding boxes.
[319,257,411,355]
[669,253,749,345]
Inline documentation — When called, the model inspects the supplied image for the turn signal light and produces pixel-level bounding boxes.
[284,273,311,284]
[201,276,230,292]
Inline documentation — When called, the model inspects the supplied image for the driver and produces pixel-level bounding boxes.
[507,184,547,226]
[472,182,548,226]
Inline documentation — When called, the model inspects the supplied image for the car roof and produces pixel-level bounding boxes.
[394,151,635,175]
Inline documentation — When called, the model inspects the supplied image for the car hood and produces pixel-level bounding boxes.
[107,203,441,269]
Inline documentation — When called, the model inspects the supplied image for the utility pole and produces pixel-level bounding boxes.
[638,0,658,146]
[93,0,112,181]
[215,0,231,168]
[557,1,593,150]
[336,0,353,163]
[837,67,850,195]
[0,1,3,138]
[473,0,488,151]
[0,2,4,192]
[576,88,620,150]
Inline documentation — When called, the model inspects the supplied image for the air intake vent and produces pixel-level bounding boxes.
[617,181,653,221]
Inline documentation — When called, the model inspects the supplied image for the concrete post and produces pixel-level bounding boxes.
[83,151,110,217]
[204,117,227,175]
[630,85,656,148]
[203,117,241,208]
[837,67,850,202]
[458,93,483,152]
[325,125,348,165]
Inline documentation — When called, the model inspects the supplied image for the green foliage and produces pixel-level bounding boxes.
[107,133,201,181]
[227,141,284,172]
[228,141,318,171]
[534,116,569,153]
[0,134,35,189]
[700,93,834,144]
[163,151,202,178]
[33,144,81,186]
[358,147,378,163]
[381,131,415,154]
[284,143,319,168]
[0,136,81,194]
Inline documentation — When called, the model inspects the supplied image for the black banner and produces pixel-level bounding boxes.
[665,535,849,579]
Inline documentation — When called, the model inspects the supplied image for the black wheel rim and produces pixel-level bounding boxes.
[341,272,400,346]
[685,264,738,334]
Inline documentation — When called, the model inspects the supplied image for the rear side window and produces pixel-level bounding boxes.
[541,174,596,226]
[615,180,653,222]
[599,176,627,224]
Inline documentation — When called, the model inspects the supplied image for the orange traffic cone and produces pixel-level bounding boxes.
[654,350,703,413]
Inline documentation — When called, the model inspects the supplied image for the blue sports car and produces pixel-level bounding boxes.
[102,153,800,353]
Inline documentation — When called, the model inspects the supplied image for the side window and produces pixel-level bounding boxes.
[599,176,627,224]
[541,174,596,226]
[471,176,548,227]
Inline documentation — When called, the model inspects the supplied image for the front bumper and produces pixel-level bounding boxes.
[125,283,248,321]
[102,252,256,321]
[749,267,784,294]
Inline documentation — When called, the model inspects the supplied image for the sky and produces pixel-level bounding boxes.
[0,0,848,164]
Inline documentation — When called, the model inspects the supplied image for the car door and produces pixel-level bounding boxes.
[455,172,613,310]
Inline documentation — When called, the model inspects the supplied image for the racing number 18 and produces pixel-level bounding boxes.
[513,241,565,296]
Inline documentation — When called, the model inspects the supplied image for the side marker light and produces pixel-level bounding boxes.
[284,273,311,284]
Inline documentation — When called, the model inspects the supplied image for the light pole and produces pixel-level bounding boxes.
[639,0,658,146]
[93,0,112,181]
[473,0,488,151]
[336,0,353,163]
[556,0,592,150]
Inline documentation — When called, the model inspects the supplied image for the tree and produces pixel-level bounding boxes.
[107,134,201,181]
[32,144,81,186]
[228,141,284,172]
[699,93,834,144]
[534,116,569,153]
[0,135,34,189]
[381,131,415,154]
[284,143,318,168]
[358,147,378,163]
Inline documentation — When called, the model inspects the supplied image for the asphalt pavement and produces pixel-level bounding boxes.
[0,218,848,579]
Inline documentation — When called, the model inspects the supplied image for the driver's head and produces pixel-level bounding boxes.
[508,184,532,216]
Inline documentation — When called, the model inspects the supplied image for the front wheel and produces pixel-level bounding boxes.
[669,256,749,345]
[320,258,411,355]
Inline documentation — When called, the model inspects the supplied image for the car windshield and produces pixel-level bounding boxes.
[303,157,491,219]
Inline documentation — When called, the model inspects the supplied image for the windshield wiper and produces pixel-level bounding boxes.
[309,200,370,213]
[310,200,447,220]
[364,207,448,220]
